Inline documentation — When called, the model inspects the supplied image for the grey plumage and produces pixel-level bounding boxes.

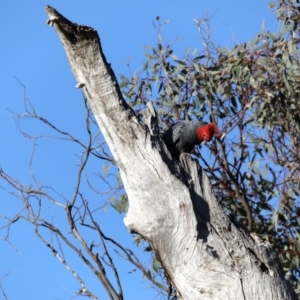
[163,120,207,156]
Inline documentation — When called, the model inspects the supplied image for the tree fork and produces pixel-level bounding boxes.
[45,5,297,300]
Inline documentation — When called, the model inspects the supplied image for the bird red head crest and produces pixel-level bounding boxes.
[195,123,219,144]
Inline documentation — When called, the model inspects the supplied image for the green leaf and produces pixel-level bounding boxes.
[249,77,257,89]
[152,258,161,274]
[102,164,111,176]
[193,55,205,62]
[255,41,269,51]
[261,20,266,33]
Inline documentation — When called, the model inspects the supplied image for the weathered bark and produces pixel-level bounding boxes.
[45,6,297,300]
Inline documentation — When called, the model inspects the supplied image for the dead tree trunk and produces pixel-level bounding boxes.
[45,6,297,300]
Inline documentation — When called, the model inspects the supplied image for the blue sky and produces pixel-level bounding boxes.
[0,1,278,299]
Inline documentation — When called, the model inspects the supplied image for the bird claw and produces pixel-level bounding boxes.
[179,153,191,158]
[179,153,191,164]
